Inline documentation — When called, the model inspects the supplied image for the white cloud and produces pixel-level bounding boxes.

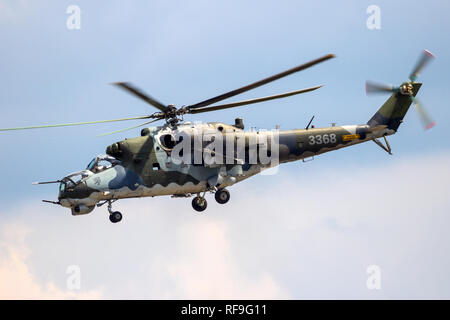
[166,220,288,299]
[0,0,29,23]
[0,223,102,299]
[0,152,449,299]
[0,204,288,299]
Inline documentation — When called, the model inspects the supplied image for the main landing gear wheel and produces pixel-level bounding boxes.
[109,211,122,223]
[105,200,122,223]
[192,196,207,212]
[215,189,230,204]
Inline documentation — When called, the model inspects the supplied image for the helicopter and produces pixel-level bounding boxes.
[0,51,435,223]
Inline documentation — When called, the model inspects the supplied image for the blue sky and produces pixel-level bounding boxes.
[1,0,449,202]
[0,0,449,299]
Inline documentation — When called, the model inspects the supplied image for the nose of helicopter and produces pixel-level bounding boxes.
[57,180,91,202]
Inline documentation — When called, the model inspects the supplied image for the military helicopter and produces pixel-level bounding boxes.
[0,51,435,223]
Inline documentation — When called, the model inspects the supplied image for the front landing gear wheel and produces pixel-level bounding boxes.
[192,196,207,212]
[109,211,122,223]
[215,189,230,204]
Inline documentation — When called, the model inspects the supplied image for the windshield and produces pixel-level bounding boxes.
[64,175,82,188]
[87,159,96,171]
[59,176,77,194]
[59,172,87,195]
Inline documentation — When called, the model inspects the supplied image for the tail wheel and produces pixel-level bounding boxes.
[215,189,230,204]
[192,196,207,212]
[109,211,122,223]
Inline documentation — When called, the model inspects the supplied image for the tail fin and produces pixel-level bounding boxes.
[367,82,421,131]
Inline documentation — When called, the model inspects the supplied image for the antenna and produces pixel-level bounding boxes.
[305,116,315,130]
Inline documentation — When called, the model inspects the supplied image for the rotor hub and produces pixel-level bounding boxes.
[399,83,414,96]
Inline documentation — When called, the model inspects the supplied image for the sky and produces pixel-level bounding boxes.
[0,0,449,299]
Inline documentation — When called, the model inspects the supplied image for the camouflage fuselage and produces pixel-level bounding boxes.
[59,83,420,215]
[58,122,392,212]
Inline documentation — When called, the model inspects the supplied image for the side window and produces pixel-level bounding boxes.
[97,160,112,168]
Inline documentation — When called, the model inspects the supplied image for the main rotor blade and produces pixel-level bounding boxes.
[112,82,168,112]
[365,81,396,95]
[188,86,322,114]
[0,116,152,132]
[187,54,335,109]
[99,118,161,136]
[409,50,435,82]
[411,96,435,130]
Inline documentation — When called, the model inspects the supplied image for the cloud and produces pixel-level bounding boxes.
[0,152,449,299]
[0,223,102,299]
[166,220,288,299]
[231,152,450,299]
[0,0,29,23]
[0,205,287,299]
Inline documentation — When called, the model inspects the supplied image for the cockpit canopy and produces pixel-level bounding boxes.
[59,172,87,193]
[86,154,120,173]
[59,155,120,194]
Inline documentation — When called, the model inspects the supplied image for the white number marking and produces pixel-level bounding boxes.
[308,133,337,145]
[330,134,336,143]
[315,135,322,144]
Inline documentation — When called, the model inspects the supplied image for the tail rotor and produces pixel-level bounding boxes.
[366,50,435,130]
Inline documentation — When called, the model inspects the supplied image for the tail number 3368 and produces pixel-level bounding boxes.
[308,134,336,145]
